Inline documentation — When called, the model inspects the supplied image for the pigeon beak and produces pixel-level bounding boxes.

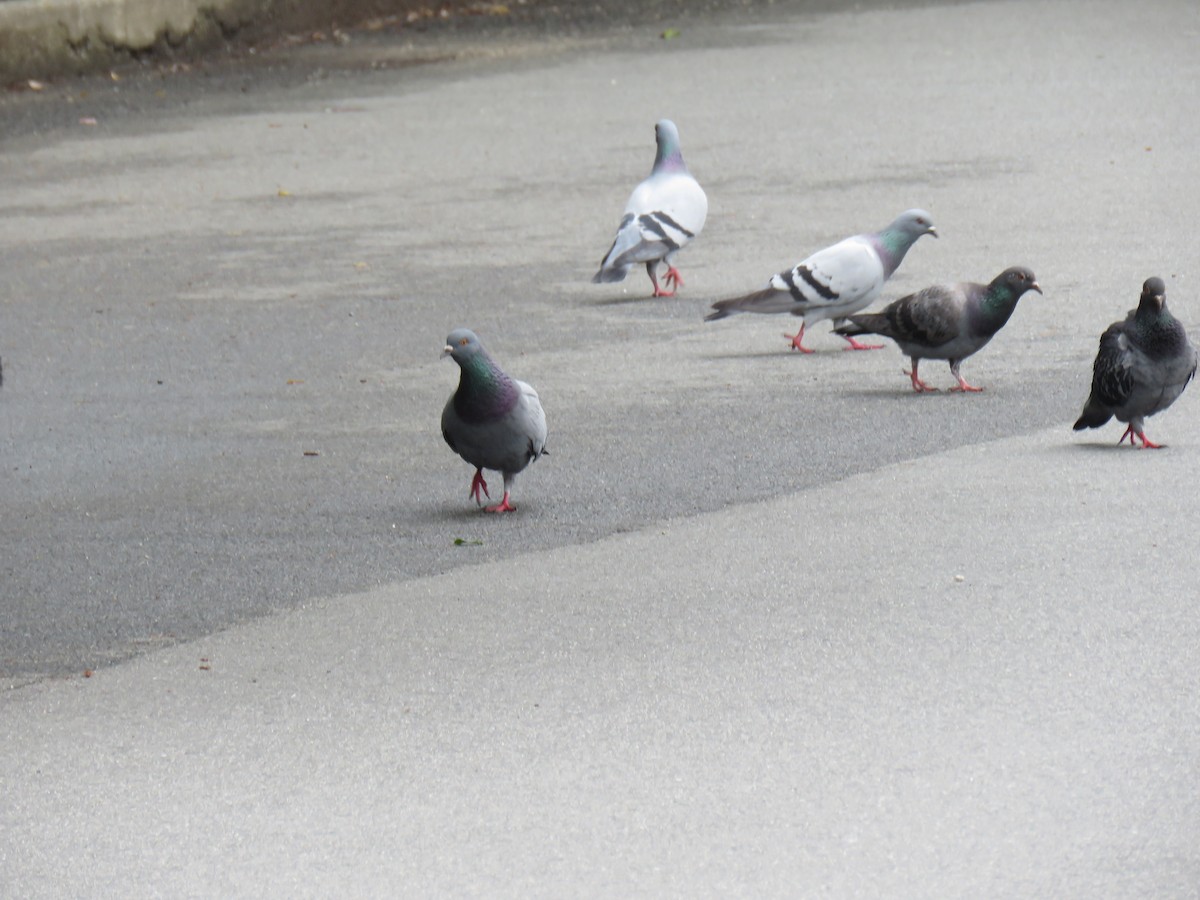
[1031,281,1043,295]
[442,344,454,357]
[927,226,938,238]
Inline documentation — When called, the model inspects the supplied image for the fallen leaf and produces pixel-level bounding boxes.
[303,450,320,456]
[454,537,483,546]
[83,669,93,678]
[277,188,292,197]
[661,27,681,40]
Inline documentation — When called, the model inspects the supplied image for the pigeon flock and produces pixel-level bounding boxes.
[444,119,1196,511]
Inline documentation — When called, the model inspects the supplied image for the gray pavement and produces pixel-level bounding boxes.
[4,0,1200,894]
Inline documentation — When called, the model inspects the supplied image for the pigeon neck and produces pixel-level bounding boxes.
[975,285,1022,334]
[653,145,687,175]
[872,229,917,278]
[1135,301,1188,357]
[454,354,518,420]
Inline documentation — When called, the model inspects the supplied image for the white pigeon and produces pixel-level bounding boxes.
[705,209,937,352]
[593,119,708,297]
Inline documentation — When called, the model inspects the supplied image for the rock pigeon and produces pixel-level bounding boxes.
[1073,277,1197,448]
[441,329,548,512]
[704,209,937,352]
[834,266,1042,392]
[593,119,708,297]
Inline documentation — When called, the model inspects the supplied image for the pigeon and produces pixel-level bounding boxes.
[704,209,938,352]
[834,266,1042,392]
[593,119,708,297]
[1073,277,1197,448]
[441,329,548,512]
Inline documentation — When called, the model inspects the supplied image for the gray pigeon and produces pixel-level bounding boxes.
[1073,277,1197,448]
[441,329,548,512]
[594,119,708,297]
[834,266,1042,392]
[704,209,937,352]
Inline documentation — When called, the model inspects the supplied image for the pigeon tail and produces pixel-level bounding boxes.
[593,266,629,284]
[705,287,790,321]
[1073,402,1113,431]
[833,313,888,338]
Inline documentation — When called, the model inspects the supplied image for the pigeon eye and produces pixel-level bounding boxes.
[459,337,469,346]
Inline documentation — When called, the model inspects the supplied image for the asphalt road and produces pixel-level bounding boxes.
[3,0,1200,895]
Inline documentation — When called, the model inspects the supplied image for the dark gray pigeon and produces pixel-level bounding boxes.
[834,266,1041,392]
[704,209,937,352]
[1073,277,1197,448]
[594,119,708,297]
[442,329,548,512]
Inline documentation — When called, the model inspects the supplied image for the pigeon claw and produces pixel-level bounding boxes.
[840,336,884,351]
[484,492,517,513]
[647,263,680,297]
[468,469,490,505]
[904,368,938,393]
[1119,425,1163,449]
[784,328,814,353]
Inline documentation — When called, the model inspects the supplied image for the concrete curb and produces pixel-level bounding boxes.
[0,0,272,81]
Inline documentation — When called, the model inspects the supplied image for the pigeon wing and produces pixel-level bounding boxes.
[1092,323,1137,410]
[773,236,885,315]
[884,284,965,348]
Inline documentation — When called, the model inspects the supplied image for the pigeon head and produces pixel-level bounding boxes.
[872,209,937,276]
[652,119,687,173]
[996,266,1042,297]
[443,328,518,417]
[1139,277,1166,314]
[892,209,938,241]
[443,328,485,364]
